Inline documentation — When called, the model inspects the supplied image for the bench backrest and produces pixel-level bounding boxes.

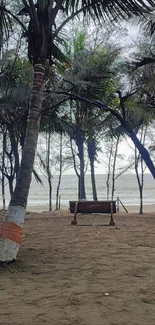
[69,201,116,214]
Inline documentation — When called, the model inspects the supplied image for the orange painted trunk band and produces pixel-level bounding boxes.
[0,220,22,244]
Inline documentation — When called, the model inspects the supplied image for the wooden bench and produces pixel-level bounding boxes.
[69,200,116,225]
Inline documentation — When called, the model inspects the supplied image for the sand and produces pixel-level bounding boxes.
[1,210,155,325]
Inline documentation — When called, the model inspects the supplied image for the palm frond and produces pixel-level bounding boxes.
[52,43,70,64]
[32,168,44,185]
[134,56,155,68]
[143,9,155,35]
[2,0,155,67]
[37,152,47,171]
[0,4,12,50]
[65,0,155,22]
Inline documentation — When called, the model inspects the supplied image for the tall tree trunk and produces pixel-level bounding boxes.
[78,141,86,200]
[135,147,144,215]
[134,126,146,215]
[0,64,45,262]
[56,132,63,210]
[10,131,20,178]
[8,126,20,179]
[70,138,80,200]
[139,186,143,215]
[2,178,6,210]
[87,138,98,201]
[111,136,120,201]
[139,147,144,215]
[48,178,52,211]
[129,130,155,177]
[46,124,52,211]
[90,160,98,201]
[112,114,155,179]
[78,176,80,200]
[106,142,113,201]
[102,108,155,179]
[8,177,14,197]
[2,129,6,210]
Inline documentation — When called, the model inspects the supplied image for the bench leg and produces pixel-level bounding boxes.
[109,202,115,226]
[71,201,78,225]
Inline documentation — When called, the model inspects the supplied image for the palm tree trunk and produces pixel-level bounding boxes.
[111,136,120,200]
[135,142,145,215]
[78,142,86,200]
[10,130,20,178]
[46,124,52,211]
[56,132,63,210]
[8,177,14,197]
[78,176,80,200]
[48,178,52,211]
[139,149,144,215]
[79,163,86,199]
[112,114,155,179]
[106,142,113,201]
[139,186,143,215]
[135,153,143,215]
[70,138,80,200]
[2,129,6,210]
[87,138,97,200]
[90,160,98,201]
[0,64,45,262]
[98,107,155,179]
[129,130,155,177]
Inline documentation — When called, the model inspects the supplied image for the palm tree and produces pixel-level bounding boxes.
[64,36,121,200]
[0,0,154,262]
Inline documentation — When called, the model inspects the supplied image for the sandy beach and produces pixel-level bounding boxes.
[1,209,155,325]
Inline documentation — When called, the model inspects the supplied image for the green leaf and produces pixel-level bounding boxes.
[52,43,70,64]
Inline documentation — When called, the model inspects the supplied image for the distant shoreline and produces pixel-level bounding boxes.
[1,203,155,214]
[1,174,155,210]
[24,204,155,213]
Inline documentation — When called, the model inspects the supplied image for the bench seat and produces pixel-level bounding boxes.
[69,200,116,214]
[69,200,116,225]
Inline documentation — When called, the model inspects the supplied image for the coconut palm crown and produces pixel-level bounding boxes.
[0,0,155,66]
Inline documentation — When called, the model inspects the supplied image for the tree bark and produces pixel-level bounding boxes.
[70,138,80,200]
[106,142,113,201]
[48,178,52,211]
[111,136,120,200]
[9,129,20,179]
[134,126,146,215]
[0,64,45,262]
[90,160,98,201]
[109,112,155,179]
[109,105,155,180]
[139,186,143,215]
[140,145,145,215]
[46,124,52,211]
[56,132,63,210]
[135,152,144,215]
[8,177,14,197]
[2,129,6,210]
[78,141,86,200]
[87,138,98,201]
[129,130,155,177]
[78,176,80,200]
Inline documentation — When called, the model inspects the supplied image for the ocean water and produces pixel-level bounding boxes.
[1,173,155,209]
